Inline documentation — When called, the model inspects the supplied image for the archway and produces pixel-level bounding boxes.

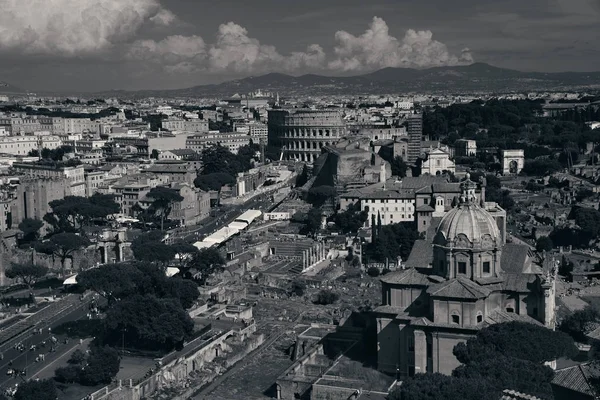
[509,160,518,174]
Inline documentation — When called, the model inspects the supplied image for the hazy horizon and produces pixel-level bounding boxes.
[1,0,599,92]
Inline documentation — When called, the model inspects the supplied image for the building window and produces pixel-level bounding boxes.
[477,314,483,323]
[451,314,460,325]
[483,261,491,274]
[506,307,514,313]
[458,262,467,274]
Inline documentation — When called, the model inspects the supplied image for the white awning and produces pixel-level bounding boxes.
[166,267,180,277]
[63,275,78,285]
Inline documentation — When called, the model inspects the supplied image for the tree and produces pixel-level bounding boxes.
[305,208,323,236]
[289,280,306,296]
[558,255,575,278]
[572,207,600,238]
[365,222,419,263]
[5,263,48,290]
[18,218,43,244]
[367,267,380,277]
[55,346,120,386]
[36,233,90,275]
[194,172,236,192]
[314,289,339,305]
[78,346,121,385]
[14,379,58,400]
[453,322,578,365]
[77,262,149,305]
[185,248,225,284]
[163,277,199,309]
[559,306,600,342]
[130,231,175,265]
[535,236,554,253]
[307,185,336,206]
[146,187,184,231]
[334,203,368,234]
[104,295,194,351]
[170,241,199,267]
[452,356,554,399]
[390,156,408,178]
[389,373,495,400]
[44,194,119,233]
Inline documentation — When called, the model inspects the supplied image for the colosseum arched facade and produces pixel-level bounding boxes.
[268,109,346,163]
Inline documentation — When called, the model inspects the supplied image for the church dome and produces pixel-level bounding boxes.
[437,174,500,246]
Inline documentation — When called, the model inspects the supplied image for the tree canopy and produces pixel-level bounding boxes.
[453,321,578,365]
[334,203,368,234]
[559,305,600,342]
[200,143,258,176]
[44,194,119,233]
[183,248,225,284]
[104,295,194,351]
[55,345,120,386]
[535,236,554,253]
[130,231,175,264]
[365,222,419,262]
[77,261,199,309]
[146,187,184,231]
[5,263,48,289]
[194,172,236,192]
[14,379,57,400]
[18,218,43,244]
[35,233,90,275]
[394,322,577,400]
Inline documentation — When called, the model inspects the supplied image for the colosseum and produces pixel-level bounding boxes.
[267,109,346,163]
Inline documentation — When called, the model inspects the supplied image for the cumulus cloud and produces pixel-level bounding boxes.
[0,5,472,76]
[127,22,326,75]
[0,0,175,55]
[329,17,473,71]
[149,8,177,26]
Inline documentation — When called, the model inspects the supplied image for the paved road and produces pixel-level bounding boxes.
[169,195,275,244]
[0,296,92,390]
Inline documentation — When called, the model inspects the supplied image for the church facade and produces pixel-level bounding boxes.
[374,174,557,377]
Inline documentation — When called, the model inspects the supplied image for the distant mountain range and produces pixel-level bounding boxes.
[0,81,25,95]
[4,63,600,98]
[95,63,600,98]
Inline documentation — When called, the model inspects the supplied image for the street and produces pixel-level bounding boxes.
[0,296,92,391]
[168,194,276,244]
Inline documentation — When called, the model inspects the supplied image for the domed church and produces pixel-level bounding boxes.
[375,174,557,377]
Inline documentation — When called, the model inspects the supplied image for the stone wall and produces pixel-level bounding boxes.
[91,327,264,400]
[311,382,358,400]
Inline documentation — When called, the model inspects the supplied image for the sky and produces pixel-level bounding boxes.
[0,0,599,92]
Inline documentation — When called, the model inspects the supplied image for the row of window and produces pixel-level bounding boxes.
[281,128,338,138]
[456,261,491,274]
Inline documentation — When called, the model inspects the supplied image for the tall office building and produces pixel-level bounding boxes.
[407,114,423,164]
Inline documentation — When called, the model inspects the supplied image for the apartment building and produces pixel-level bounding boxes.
[161,119,209,132]
[12,163,86,197]
[0,136,61,156]
[186,131,250,154]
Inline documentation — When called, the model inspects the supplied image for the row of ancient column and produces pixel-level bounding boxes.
[302,243,326,271]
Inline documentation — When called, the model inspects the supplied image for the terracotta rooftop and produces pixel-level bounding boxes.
[427,277,491,299]
[404,240,434,269]
[483,310,543,327]
[381,267,430,286]
[551,363,600,396]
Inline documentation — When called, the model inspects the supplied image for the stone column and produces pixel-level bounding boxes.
[414,329,427,375]
[117,244,124,262]
[102,245,108,264]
